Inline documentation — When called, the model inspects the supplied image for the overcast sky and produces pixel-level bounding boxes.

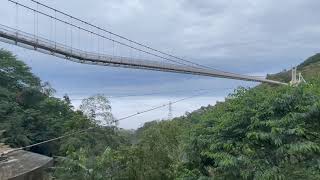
[1,0,319,129]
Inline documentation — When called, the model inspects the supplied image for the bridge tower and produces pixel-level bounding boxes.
[290,67,306,86]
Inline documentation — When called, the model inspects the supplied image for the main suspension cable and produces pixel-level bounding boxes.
[8,0,198,68]
[28,0,215,70]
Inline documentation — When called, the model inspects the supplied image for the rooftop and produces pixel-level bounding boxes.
[0,145,53,180]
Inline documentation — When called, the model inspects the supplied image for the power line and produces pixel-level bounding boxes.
[116,91,210,121]
[2,128,93,156]
[2,90,212,156]
[61,88,234,100]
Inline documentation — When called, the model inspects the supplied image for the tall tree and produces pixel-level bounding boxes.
[80,94,116,126]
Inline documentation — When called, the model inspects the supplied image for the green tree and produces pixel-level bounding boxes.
[185,84,320,179]
[80,94,116,126]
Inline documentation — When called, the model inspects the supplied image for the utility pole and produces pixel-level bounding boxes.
[168,101,172,120]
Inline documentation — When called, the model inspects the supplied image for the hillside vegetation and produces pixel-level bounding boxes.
[267,53,320,82]
[1,49,320,179]
[0,49,129,159]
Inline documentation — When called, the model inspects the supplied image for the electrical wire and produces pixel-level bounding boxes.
[61,87,234,100]
[117,91,209,121]
[1,90,213,156]
[2,128,93,156]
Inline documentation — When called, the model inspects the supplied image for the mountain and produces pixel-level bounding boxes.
[267,53,320,82]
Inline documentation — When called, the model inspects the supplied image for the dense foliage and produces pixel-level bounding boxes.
[185,84,320,179]
[1,49,319,179]
[0,50,127,157]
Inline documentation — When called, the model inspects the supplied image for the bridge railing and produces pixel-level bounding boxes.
[0,24,287,85]
[0,24,190,69]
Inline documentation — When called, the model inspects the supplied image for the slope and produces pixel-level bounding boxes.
[267,53,320,82]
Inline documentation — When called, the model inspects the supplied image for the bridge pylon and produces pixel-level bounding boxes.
[290,67,306,86]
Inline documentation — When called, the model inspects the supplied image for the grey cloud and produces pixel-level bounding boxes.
[1,0,320,128]
[180,0,231,16]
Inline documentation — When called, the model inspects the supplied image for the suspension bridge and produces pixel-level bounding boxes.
[0,0,287,85]
[0,0,297,166]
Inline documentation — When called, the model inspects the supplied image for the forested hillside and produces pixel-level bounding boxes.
[1,49,320,179]
[0,49,129,166]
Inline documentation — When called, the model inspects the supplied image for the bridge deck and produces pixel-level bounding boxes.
[0,24,286,85]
